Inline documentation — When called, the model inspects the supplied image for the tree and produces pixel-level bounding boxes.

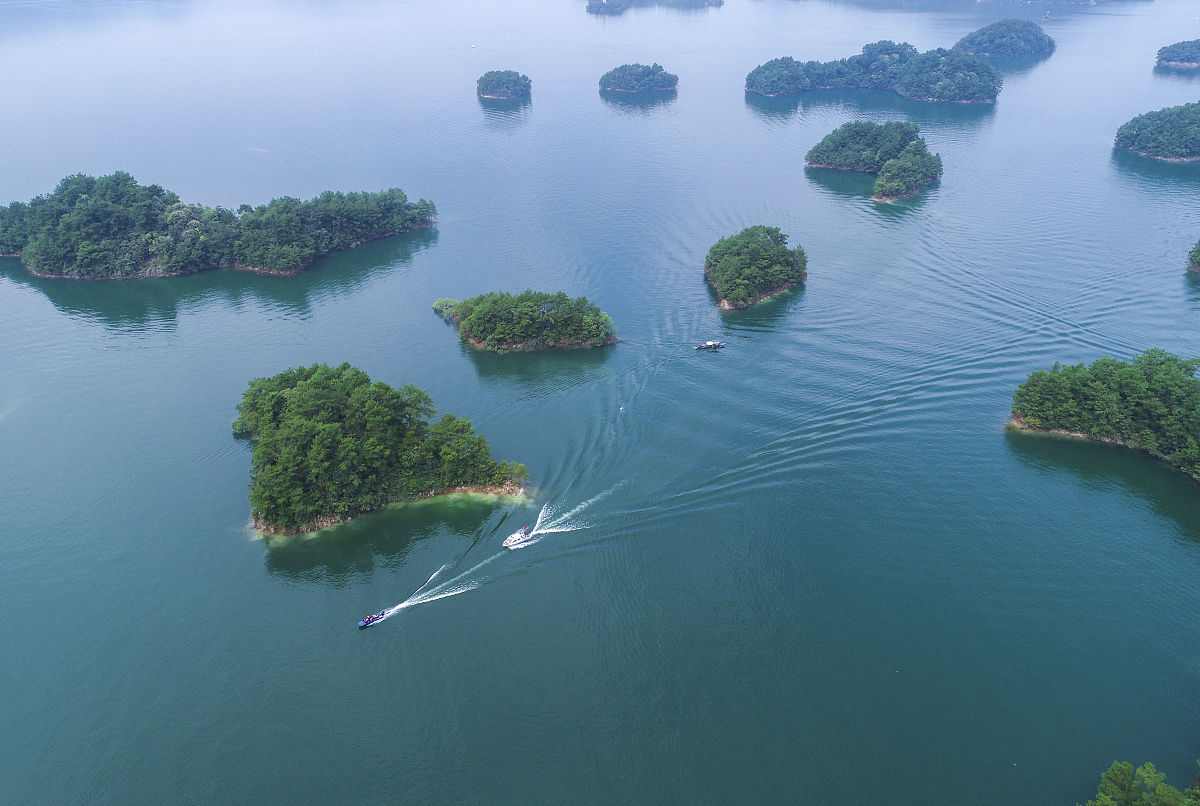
[1079,760,1200,806]
[477,70,532,99]
[433,290,617,351]
[953,20,1055,59]
[599,63,678,91]
[704,225,807,309]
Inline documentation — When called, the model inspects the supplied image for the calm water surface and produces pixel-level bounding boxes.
[3,0,1200,802]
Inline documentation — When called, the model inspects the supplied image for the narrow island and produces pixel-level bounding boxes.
[805,121,943,201]
[1009,349,1200,483]
[1156,39,1200,68]
[1114,102,1200,161]
[232,363,528,534]
[586,0,721,15]
[704,225,807,310]
[599,63,678,92]
[434,290,617,351]
[952,19,1055,59]
[0,172,436,279]
[477,70,532,99]
[745,41,1002,103]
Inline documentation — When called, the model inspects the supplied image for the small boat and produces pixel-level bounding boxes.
[358,610,388,629]
[695,340,726,350]
[503,526,532,549]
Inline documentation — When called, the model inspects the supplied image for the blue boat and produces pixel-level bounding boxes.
[358,610,387,629]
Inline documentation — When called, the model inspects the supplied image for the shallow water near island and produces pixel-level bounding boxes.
[3,0,1200,803]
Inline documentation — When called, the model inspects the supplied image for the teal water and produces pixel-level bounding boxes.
[3,0,1200,802]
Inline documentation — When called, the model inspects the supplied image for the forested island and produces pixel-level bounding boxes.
[434,290,618,351]
[1080,760,1200,806]
[1009,349,1200,482]
[805,121,943,201]
[477,70,532,99]
[599,63,678,92]
[745,41,1001,103]
[1156,39,1200,68]
[0,172,435,278]
[1114,102,1200,161]
[586,0,721,14]
[704,225,807,310]
[952,19,1055,59]
[1191,240,1200,269]
[232,363,527,534]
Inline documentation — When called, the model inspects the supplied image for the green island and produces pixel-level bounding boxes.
[1115,102,1200,161]
[952,19,1055,59]
[1191,240,1200,269]
[1157,39,1200,68]
[745,41,1002,103]
[434,290,618,351]
[1079,759,1200,806]
[0,172,435,279]
[1009,349,1200,482]
[232,363,527,534]
[704,225,807,310]
[805,121,943,201]
[599,63,679,92]
[477,70,532,99]
[587,0,720,14]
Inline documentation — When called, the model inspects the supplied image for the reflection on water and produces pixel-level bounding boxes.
[981,53,1055,76]
[463,339,615,385]
[804,165,877,200]
[599,89,678,114]
[1152,64,1200,82]
[0,229,437,329]
[479,96,532,128]
[1185,270,1200,311]
[1110,147,1200,191]
[712,284,805,331]
[1005,428,1200,540]
[746,88,995,127]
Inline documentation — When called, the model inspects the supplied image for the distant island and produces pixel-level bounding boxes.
[586,0,721,14]
[805,121,943,201]
[1156,39,1200,68]
[233,363,527,534]
[599,63,678,92]
[434,290,618,351]
[1114,102,1200,161]
[745,41,1002,103]
[477,70,532,99]
[0,172,436,279]
[705,225,807,310]
[1009,349,1200,483]
[952,19,1055,59]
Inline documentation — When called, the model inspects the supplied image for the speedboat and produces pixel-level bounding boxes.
[503,526,532,549]
[695,340,726,350]
[358,610,387,629]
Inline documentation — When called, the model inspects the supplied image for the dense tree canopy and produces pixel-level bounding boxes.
[745,40,1001,102]
[586,0,721,14]
[1157,39,1200,66]
[599,63,679,91]
[435,290,617,351]
[232,363,526,533]
[477,70,532,98]
[704,225,807,309]
[1115,103,1200,160]
[806,121,942,200]
[1079,760,1200,806]
[1011,349,1200,481]
[0,172,436,278]
[953,20,1055,58]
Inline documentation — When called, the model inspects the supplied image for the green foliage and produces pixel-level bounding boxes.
[477,70,531,98]
[0,172,437,278]
[1190,240,1200,269]
[704,225,807,309]
[1012,349,1200,480]
[1078,760,1200,806]
[805,120,921,172]
[441,290,617,351]
[1115,103,1200,160]
[872,140,943,200]
[953,19,1055,58]
[599,63,679,91]
[233,363,525,533]
[1157,39,1200,65]
[745,40,1001,102]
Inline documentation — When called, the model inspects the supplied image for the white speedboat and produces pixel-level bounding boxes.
[503,526,532,549]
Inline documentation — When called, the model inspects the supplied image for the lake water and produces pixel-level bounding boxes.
[3,0,1200,802]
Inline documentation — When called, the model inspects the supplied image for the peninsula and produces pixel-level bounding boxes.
[705,225,807,310]
[599,63,678,92]
[745,41,1001,103]
[1156,39,1200,68]
[1114,102,1200,161]
[953,20,1055,59]
[477,70,532,99]
[434,290,618,351]
[805,121,943,201]
[233,363,527,534]
[1009,349,1200,483]
[0,172,436,279]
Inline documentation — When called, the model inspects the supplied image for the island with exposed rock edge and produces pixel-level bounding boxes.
[232,363,528,535]
[705,225,807,310]
[434,290,618,351]
[599,63,678,92]
[0,172,436,279]
[1115,102,1200,161]
[1008,349,1200,483]
[477,70,532,99]
[952,19,1055,59]
[1156,39,1200,68]
[806,121,943,201]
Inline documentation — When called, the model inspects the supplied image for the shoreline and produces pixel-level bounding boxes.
[746,87,993,103]
[600,85,677,93]
[1115,145,1200,163]
[706,268,799,310]
[1157,60,1200,69]
[478,93,529,100]
[805,162,876,174]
